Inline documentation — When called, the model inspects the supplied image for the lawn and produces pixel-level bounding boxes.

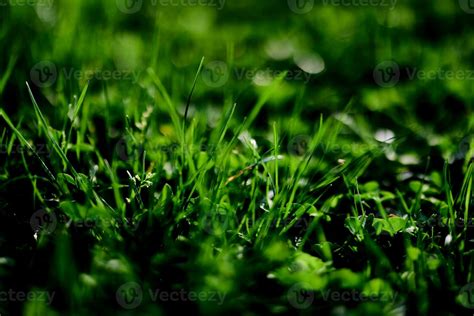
[0,0,473,315]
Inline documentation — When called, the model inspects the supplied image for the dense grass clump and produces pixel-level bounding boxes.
[0,1,473,315]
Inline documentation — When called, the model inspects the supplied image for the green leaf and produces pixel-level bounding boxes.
[273,252,330,290]
[372,216,407,235]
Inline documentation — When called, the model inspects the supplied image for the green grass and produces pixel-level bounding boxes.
[0,1,473,315]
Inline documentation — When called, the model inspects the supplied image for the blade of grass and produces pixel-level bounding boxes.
[26,82,79,179]
[0,55,17,95]
[0,108,55,181]
[240,71,287,132]
[184,57,205,128]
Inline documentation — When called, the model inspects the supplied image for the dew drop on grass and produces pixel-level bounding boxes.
[0,257,14,266]
[238,131,258,150]
[385,148,397,161]
[399,154,420,165]
[252,72,273,87]
[375,129,395,144]
[444,234,453,246]
[294,53,325,75]
[265,39,294,61]
[35,4,57,26]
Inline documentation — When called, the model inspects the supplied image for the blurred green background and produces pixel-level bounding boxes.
[1,0,472,147]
